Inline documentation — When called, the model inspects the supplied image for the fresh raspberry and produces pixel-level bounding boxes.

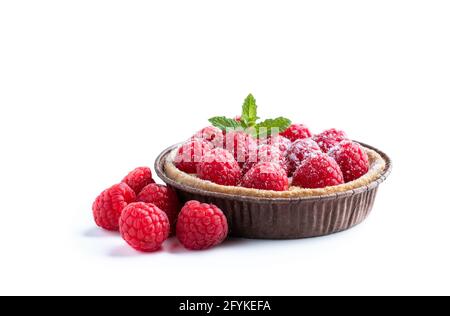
[286,138,322,176]
[176,201,228,250]
[196,148,242,186]
[312,129,348,153]
[174,139,213,174]
[119,202,170,252]
[242,144,287,175]
[292,153,344,189]
[93,183,136,231]
[261,134,292,154]
[223,130,258,165]
[329,140,369,182]
[122,167,155,194]
[280,124,312,142]
[137,183,180,233]
[241,162,289,191]
[193,126,224,147]
[234,115,242,122]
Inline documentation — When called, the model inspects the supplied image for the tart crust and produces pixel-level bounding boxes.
[164,146,386,198]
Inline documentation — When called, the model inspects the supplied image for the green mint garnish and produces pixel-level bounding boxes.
[208,94,292,138]
[208,116,242,130]
[241,94,259,127]
[254,117,292,137]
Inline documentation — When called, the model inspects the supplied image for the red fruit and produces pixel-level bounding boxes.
[292,153,344,189]
[243,144,287,175]
[241,162,289,191]
[93,183,136,231]
[286,138,322,176]
[329,140,369,182]
[312,129,348,153]
[193,126,224,147]
[223,130,258,165]
[137,184,180,233]
[264,135,292,154]
[119,202,170,252]
[174,139,213,174]
[122,167,155,194]
[197,148,242,186]
[258,135,291,152]
[280,124,312,142]
[176,201,228,250]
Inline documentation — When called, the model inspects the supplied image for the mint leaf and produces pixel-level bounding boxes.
[241,94,258,127]
[254,117,292,137]
[208,116,241,131]
[208,94,292,139]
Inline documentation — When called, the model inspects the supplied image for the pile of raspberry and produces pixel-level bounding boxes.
[92,167,228,252]
[174,124,370,191]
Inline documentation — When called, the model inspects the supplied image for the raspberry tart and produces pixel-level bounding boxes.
[156,94,391,239]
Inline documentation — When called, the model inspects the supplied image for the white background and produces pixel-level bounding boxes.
[0,1,449,296]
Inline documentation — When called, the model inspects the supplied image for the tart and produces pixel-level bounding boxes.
[163,144,385,199]
[155,95,391,239]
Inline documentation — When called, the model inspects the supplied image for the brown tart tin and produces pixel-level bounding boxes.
[155,142,392,239]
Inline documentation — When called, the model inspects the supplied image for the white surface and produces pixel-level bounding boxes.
[0,1,449,296]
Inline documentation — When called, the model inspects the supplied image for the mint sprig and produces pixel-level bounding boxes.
[241,94,259,127]
[208,116,241,130]
[254,117,292,137]
[208,94,292,138]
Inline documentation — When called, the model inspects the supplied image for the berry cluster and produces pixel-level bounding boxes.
[175,124,370,190]
[171,94,370,191]
[92,167,228,252]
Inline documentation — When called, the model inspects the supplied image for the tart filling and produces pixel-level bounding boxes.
[164,146,386,198]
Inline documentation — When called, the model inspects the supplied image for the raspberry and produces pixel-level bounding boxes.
[119,202,170,252]
[329,140,369,182]
[197,148,242,186]
[174,139,213,174]
[242,144,287,175]
[193,126,224,147]
[261,135,292,154]
[312,129,348,153]
[176,201,228,250]
[241,162,289,191]
[93,183,136,231]
[137,183,180,233]
[223,130,258,165]
[292,153,344,189]
[286,138,322,176]
[122,167,155,194]
[280,124,312,142]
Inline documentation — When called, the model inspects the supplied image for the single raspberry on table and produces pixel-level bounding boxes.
[196,148,242,186]
[292,153,344,189]
[119,202,170,252]
[122,167,155,195]
[241,161,289,191]
[312,129,348,153]
[93,183,136,231]
[280,124,312,142]
[174,139,213,174]
[137,183,180,233]
[223,130,258,165]
[193,126,224,147]
[286,138,322,176]
[242,144,287,175]
[329,140,369,182]
[176,201,228,250]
